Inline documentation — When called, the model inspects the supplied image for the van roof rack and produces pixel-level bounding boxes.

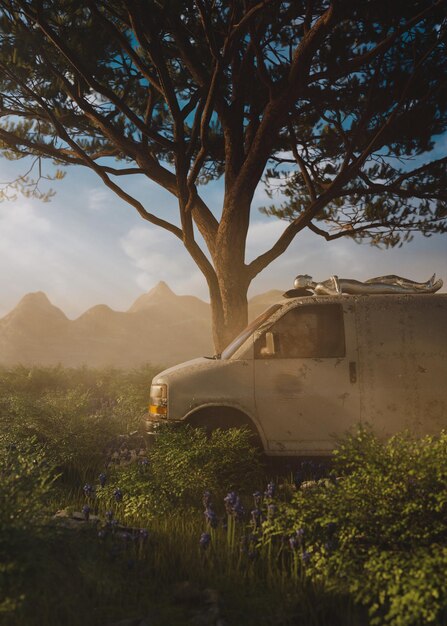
[283,288,314,298]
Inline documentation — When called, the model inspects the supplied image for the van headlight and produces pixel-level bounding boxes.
[149,383,168,418]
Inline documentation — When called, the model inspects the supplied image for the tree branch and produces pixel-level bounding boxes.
[288,122,316,201]
[246,192,337,279]
[307,218,446,241]
[21,2,173,150]
[310,0,445,84]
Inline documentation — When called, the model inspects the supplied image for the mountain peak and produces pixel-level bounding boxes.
[147,281,175,298]
[128,281,176,313]
[2,291,68,324]
[19,291,52,306]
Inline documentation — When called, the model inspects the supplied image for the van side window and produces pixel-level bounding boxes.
[255,304,345,358]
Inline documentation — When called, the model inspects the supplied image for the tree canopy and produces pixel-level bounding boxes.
[0,0,446,349]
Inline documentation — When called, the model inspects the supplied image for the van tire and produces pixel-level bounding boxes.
[185,407,265,452]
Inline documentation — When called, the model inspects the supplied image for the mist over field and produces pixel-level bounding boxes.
[0,281,283,368]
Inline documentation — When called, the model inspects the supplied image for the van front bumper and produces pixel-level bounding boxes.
[143,415,183,437]
[143,415,167,435]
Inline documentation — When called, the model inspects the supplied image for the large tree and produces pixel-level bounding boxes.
[0,0,446,351]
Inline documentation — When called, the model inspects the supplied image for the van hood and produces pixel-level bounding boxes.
[152,356,225,384]
[151,355,255,423]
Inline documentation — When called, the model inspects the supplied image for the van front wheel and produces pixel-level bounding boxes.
[184,407,264,453]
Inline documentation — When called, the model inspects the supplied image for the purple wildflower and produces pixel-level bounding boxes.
[302,550,311,564]
[204,506,218,529]
[264,481,276,499]
[267,503,276,518]
[98,473,107,488]
[118,531,132,542]
[202,490,212,508]
[83,483,94,497]
[224,491,244,520]
[224,491,237,514]
[290,529,304,550]
[199,532,211,550]
[233,496,245,521]
[105,510,114,521]
[251,508,262,528]
[253,491,262,507]
[289,535,300,550]
[113,488,123,503]
[82,504,91,521]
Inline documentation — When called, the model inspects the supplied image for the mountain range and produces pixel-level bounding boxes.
[0,282,283,368]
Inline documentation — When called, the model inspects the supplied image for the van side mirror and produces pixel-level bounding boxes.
[264,331,277,356]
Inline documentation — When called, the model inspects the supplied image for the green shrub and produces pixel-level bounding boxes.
[260,428,447,626]
[0,435,56,530]
[0,365,158,483]
[96,425,264,521]
[0,436,57,616]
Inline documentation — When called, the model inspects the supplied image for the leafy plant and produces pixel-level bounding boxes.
[0,365,158,483]
[0,435,57,617]
[260,428,447,626]
[96,425,264,522]
[0,435,57,530]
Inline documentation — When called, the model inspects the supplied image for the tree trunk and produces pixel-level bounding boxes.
[209,270,250,354]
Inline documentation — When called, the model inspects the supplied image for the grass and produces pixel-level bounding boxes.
[1,365,445,626]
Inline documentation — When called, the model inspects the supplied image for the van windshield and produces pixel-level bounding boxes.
[220,305,282,359]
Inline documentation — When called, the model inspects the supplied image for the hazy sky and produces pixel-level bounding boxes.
[1,142,446,319]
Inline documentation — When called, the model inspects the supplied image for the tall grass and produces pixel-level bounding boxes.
[2,366,444,625]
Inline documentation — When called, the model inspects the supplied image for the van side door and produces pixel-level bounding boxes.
[253,301,360,454]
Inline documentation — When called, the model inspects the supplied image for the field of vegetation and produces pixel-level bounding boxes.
[1,365,446,626]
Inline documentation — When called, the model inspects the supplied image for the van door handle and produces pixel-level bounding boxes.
[349,361,357,383]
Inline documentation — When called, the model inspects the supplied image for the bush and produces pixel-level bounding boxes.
[96,424,264,521]
[0,365,158,483]
[0,436,57,616]
[0,435,56,531]
[260,428,447,626]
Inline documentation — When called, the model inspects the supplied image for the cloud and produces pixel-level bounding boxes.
[122,216,447,306]
[1,157,445,322]
[0,198,141,317]
[246,216,447,296]
[245,219,287,262]
[120,225,208,298]
[0,201,51,236]
[0,201,53,269]
[87,188,113,211]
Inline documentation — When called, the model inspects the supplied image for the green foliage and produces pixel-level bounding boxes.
[0,365,158,482]
[0,435,56,531]
[0,436,57,616]
[260,428,447,626]
[96,424,264,521]
[0,0,446,258]
[1,367,446,626]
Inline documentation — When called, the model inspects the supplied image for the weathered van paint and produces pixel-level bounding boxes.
[148,294,447,456]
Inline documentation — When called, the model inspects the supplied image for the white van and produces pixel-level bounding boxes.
[146,292,447,456]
